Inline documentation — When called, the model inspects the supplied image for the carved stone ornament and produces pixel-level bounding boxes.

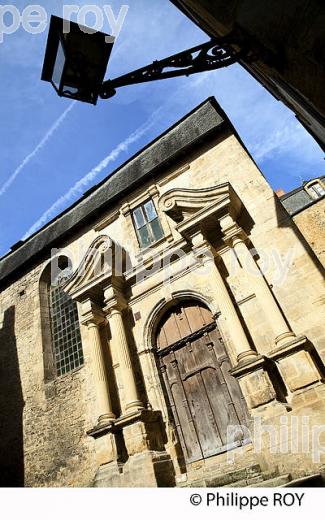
[159,182,243,240]
[63,235,127,302]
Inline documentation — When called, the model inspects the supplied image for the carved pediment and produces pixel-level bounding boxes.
[159,183,240,222]
[64,235,127,301]
[159,183,243,239]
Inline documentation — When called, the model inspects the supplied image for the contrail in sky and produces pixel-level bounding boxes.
[0,101,76,197]
[22,110,160,239]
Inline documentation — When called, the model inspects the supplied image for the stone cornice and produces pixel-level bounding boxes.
[124,237,189,284]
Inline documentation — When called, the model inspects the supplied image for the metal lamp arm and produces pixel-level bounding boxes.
[100,37,247,99]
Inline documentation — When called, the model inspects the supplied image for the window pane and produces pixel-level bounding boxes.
[143,200,157,222]
[150,218,164,242]
[133,207,146,229]
[313,183,325,196]
[49,284,83,377]
[138,225,151,248]
[52,39,65,90]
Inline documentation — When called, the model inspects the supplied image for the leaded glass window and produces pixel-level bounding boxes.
[48,282,83,376]
[132,199,164,248]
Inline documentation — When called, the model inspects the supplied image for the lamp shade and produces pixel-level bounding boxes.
[41,16,114,105]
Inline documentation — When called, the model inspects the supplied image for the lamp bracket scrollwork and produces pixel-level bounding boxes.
[100,36,251,99]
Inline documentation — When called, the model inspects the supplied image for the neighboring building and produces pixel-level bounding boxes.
[170,0,325,150]
[1,98,325,488]
[279,176,325,267]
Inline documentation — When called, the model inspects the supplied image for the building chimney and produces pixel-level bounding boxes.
[275,188,286,197]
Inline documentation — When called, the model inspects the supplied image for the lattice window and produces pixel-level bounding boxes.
[49,283,83,376]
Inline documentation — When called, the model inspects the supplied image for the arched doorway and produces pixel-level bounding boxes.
[156,300,248,464]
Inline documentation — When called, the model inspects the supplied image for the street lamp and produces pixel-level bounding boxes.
[41,16,114,105]
[42,15,248,105]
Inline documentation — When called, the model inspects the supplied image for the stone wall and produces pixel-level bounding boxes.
[293,198,325,268]
[0,265,98,486]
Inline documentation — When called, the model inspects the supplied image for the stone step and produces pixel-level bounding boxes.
[180,463,265,488]
[178,463,324,488]
[249,474,292,487]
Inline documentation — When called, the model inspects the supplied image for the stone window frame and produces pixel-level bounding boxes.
[120,185,173,259]
[39,256,84,382]
[132,199,164,248]
[304,179,325,200]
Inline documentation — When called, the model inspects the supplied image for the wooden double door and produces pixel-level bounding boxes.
[156,301,248,463]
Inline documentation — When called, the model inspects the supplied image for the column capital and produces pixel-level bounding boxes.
[103,281,128,316]
[190,229,207,248]
[219,214,248,248]
[189,231,218,267]
[80,298,105,327]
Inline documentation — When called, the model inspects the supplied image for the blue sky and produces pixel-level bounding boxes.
[0,0,323,257]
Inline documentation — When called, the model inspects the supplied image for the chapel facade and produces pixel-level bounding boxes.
[0,98,325,487]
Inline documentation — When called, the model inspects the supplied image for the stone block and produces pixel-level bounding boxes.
[231,356,278,409]
[94,432,117,467]
[119,410,166,456]
[94,461,123,487]
[122,451,175,487]
[270,337,323,392]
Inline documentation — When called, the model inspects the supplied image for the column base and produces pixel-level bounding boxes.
[231,355,283,409]
[274,331,297,348]
[237,349,259,364]
[97,412,116,426]
[91,409,176,487]
[269,335,323,392]
[125,400,145,413]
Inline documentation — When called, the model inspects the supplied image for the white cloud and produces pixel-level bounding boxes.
[22,106,162,239]
[249,121,303,161]
[0,101,76,196]
[187,66,323,169]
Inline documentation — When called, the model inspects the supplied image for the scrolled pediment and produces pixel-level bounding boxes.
[159,183,243,238]
[64,235,126,301]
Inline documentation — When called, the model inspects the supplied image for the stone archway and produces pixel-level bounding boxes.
[155,299,248,464]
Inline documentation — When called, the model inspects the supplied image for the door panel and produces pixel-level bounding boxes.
[163,352,203,462]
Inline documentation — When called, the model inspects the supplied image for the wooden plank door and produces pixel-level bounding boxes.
[157,301,248,464]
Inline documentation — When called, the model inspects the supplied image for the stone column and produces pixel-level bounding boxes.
[81,300,115,426]
[191,231,284,410]
[219,216,323,396]
[192,232,257,364]
[104,292,144,414]
[220,215,295,347]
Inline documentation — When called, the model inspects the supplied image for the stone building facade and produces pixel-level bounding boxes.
[0,98,325,487]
